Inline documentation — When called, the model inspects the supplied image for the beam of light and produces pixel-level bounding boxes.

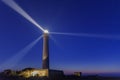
[0,35,43,70]
[50,32,120,40]
[2,0,44,32]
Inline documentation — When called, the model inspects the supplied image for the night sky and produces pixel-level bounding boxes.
[0,0,120,76]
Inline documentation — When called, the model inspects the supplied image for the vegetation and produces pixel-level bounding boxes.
[0,69,120,80]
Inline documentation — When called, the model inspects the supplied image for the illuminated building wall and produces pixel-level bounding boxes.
[74,72,82,76]
[19,69,49,78]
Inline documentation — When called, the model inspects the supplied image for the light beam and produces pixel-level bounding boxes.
[50,32,120,40]
[2,0,44,32]
[0,35,43,70]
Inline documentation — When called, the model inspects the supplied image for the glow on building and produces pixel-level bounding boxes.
[19,69,49,78]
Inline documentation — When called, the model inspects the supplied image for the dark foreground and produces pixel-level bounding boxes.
[0,75,120,80]
[0,69,120,80]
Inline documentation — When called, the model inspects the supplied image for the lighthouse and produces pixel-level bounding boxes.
[42,30,49,69]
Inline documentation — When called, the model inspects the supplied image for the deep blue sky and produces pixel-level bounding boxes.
[0,0,120,75]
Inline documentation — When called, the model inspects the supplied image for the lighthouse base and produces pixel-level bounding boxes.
[19,68,64,79]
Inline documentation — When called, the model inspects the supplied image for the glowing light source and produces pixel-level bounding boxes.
[44,30,49,34]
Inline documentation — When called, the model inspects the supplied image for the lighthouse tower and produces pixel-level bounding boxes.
[19,30,64,79]
[42,30,49,69]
